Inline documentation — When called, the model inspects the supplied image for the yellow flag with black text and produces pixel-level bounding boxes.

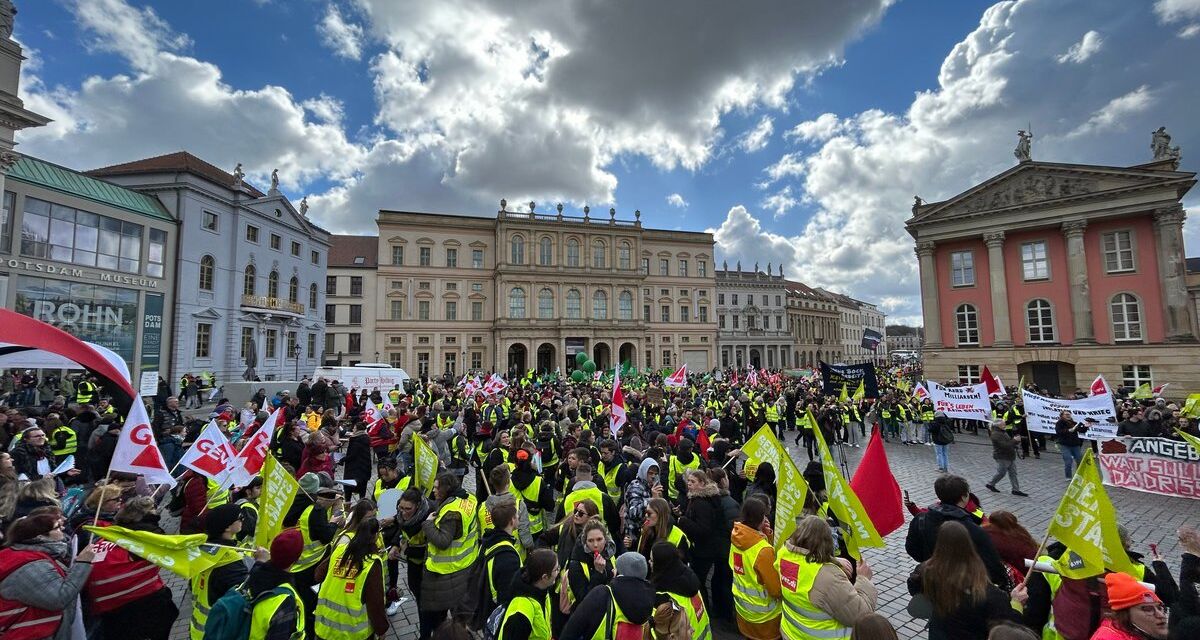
[808,410,884,559]
[256,452,300,549]
[413,432,439,491]
[741,425,808,549]
[84,525,247,579]
[1047,449,1139,579]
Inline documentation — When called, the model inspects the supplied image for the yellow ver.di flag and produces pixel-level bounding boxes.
[1177,429,1200,455]
[256,452,300,549]
[740,425,808,549]
[1046,449,1139,579]
[84,525,247,579]
[839,383,849,402]
[413,432,439,491]
[808,410,884,559]
[852,380,866,401]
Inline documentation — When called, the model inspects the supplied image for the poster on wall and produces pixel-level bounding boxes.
[1098,437,1200,500]
[140,293,164,378]
[925,380,991,421]
[1021,389,1119,439]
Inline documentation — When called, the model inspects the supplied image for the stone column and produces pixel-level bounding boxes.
[984,232,1013,346]
[1062,220,1095,344]
[915,241,943,348]
[1153,205,1198,342]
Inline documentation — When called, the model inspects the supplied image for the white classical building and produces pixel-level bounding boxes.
[715,263,794,369]
[88,154,331,383]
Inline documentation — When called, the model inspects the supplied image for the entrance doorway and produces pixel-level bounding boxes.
[536,343,556,373]
[749,349,762,368]
[593,342,611,370]
[1018,360,1076,396]
[507,343,527,374]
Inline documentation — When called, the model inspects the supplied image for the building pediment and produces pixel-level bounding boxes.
[910,161,1196,226]
[192,307,222,320]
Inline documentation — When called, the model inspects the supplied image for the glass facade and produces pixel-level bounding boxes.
[14,275,140,363]
[20,197,144,272]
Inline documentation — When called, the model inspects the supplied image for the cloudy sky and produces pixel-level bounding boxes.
[15,0,1200,324]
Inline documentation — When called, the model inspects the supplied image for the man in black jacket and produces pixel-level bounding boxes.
[905,474,1009,587]
[560,552,655,640]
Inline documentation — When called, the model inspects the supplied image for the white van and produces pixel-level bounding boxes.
[312,363,411,392]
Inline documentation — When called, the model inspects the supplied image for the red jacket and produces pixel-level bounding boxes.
[297,444,334,478]
[85,523,165,614]
[1089,619,1140,640]
[0,548,67,639]
[180,471,211,534]
[368,418,399,450]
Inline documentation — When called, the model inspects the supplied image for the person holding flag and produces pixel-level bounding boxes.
[188,503,258,639]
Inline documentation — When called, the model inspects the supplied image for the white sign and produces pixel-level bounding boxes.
[139,371,159,396]
[1021,389,1118,440]
[926,381,991,421]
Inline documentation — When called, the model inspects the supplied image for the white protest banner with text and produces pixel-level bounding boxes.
[1021,389,1118,439]
[926,381,991,421]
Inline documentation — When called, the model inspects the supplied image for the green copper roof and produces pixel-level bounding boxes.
[7,155,174,222]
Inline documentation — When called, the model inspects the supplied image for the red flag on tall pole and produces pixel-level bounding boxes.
[609,368,627,438]
[981,366,1004,397]
[849,429,904,537]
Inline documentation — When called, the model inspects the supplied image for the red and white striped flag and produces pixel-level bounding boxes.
[609,368,627,438]
[663,364,688,388]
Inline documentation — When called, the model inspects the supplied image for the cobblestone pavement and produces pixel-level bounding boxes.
[157,429,1193,640]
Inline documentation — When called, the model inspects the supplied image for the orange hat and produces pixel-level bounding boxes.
[1104,571,1160,610]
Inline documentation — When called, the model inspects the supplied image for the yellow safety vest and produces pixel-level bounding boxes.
[730,538,780,625]
[484,538,519,603]
[291,505,331,573]
[668,455,700,501]
[373,475,412,505]
[50,426,77,457]
[660,590,713,640]
[478,493,527,563]
[514,476,545,535]
[314,544,384,639]
[426,495,480,574]
[207,478,230,509]
[189,553,242,640]
[76,381,96,404]
[589,585,638,640]
[249,582,305,640]
[666,525,690,553]
[1038,554,1145,640]
[765,405,779,423]
[564,486,605,518]
[775,548,851,639]
[598,460,624,501]
[499,593,552,640]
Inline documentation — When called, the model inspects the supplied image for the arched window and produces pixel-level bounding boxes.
[955,304,979,346]
[539,237,552,266]
[243,264,256,296]
[510,235,525,265]
[509,287,526,318]
[1026,299,1055,343]
[592,290,608,319]
[199,255,215,291]
[566,239,580,267]
[1110,293,1142,341]
[618,290,633,320]
[289,276,299,303]
[566,289,582,319]
[538,288,554,319]
[309,283,317,309]
[592,240,606,268]
[619,242,631,270]
[268,270,279,299]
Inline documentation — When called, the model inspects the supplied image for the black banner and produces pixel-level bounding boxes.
[819,361,880,398]
[861,328,882,352]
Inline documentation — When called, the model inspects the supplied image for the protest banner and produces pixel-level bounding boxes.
[1046,449,1139,579]
[1021,389,1119,439]
[741,426,808,549]
[819,361,879,398]
[926,381,990,421]
[255,453,300,549]
[1097,437,1200,500]
[413,433,439,492]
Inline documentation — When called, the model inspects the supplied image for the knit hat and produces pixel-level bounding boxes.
[205,504,242,540]
[1104,571,1160,610]
[298,472,321,495]
[268,528,305,569]
[615,552,648,579]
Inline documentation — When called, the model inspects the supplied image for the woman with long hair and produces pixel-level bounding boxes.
[649,540,710,638]
[564,518,614,612]
[637,497,690,558]
[498,548,559,640]
[550,498,599,566]
[776,515,878,638]
[336,498,379,545]
[15,477,61,519]
[851,612,899,639]
[907,521,1027,639]
[982,510,1038,586]
[314,516,389,639]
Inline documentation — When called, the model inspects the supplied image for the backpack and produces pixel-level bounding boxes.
[483,604,505,640]
[644,600,692,640]
[202,582,293,640]
[1049,573,1107,640]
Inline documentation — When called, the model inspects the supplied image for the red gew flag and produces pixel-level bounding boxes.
[1089,375,1109,396]
[109,395,176,486]
[981,366,1003,396]
[849,429,904,537]
[609,368,627,438]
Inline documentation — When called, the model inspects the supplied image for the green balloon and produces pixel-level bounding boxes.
[583,360,597,374]
[575,352,589,366]
[571,370,586,382]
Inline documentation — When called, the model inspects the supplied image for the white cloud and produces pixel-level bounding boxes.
[317,4,365,61]
[1154,0,1200,22]
[721,0,1200,325]
[1182,23,1200,37]
[666,193,689,208]
[737,115,775,152]
[1056,30,1103,63]
[785,113,843,142]
[72,0,190,71]
[761,186,799,219]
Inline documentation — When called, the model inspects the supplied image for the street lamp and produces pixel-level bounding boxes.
[290,341,301,380]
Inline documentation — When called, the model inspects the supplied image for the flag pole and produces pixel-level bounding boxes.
[91,469,113,529]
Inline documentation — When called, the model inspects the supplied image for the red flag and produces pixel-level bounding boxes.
[980,366,1003,397]
[1089,375,1110,396]
[849,429,904,537]
[609,368,627,437]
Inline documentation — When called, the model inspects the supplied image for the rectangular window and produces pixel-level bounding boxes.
[390,300,403,320]
[472,249,484,268]
[446,248,457,268]
[775,295,782,307]
[418,301,430,320]
[20,198,142,271]
[147,228,167,278]
[951,251,975,287]
[265,329,278,358]
[472,301,483,321]
[307,333,316,358]
[291,241,301,257]
[419,281,431,290]
[417,352,430,377]
[241,327,254,360]
[446,282,457,291]
[661,305,671,322]
[348,333,362,354]
[680,306,690,322]
[733,315,740,329]
[286,331,298,358]
[593,243,606,268]
[203,211,218,231]
[1103,231,1135,273]
[699,306,708,323]
[540,241,553,266]
[446,301,457,320]
[270,234,281,250]
[659,259,669,276]
[325,304,336,324]
[662,350,671,366]
[776,315,783,329]
[390,352,404,368]
[325,333,335,355]
[719,314,726,329]
[643,304,651,322]
[472,282,483,292]
[391,246,404,265]
[246,225,259,242]
[326,276,337,295]
[957,365,980,384]
[732,294,739,306]
[718,293,725,305]
[1021,241,1049,280]
[0,191,13,252]
[195,323,212,357]
[349,304,362,325]
[419,247,431,267]
[698,261,707,278]
[678,259,688,277]
[641,258,649,275]
[350,277,363,296]
[312,250,320,265]
[1121,365,1152,389]
[471,352,482,370]
[445,352,457,375]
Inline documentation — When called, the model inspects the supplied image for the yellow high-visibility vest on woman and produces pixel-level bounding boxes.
[291,505,331,573]
[667,455,700,501]
[774,546,852,639]
[659,590,713,640]
[249,582,305,640]
[426,495,481,574]
[314,543,384,639]
[499,592,552,640]
[730,538,781,625]
[188,550,242,639]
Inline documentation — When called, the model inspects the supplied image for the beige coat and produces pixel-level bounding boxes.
[784,540,879,627]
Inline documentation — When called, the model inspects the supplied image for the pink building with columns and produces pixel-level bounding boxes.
[907,131,1199,397]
